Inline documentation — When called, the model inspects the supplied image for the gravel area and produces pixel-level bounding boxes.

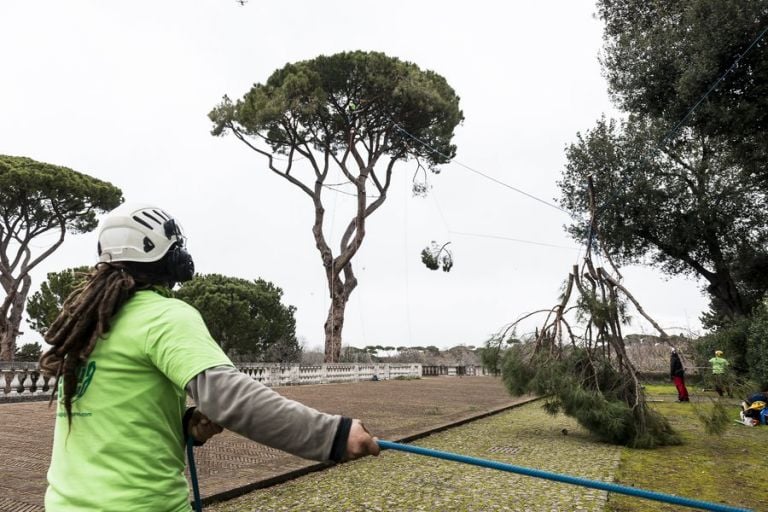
[210,401,622,512]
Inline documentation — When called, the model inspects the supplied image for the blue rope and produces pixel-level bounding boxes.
[186,436,203,512]
[377,440,751,512]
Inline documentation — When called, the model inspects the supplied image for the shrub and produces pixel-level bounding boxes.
[693,318,750,374]
[746,301,768,389]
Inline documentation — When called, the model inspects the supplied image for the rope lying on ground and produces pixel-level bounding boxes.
[377,440,751,512]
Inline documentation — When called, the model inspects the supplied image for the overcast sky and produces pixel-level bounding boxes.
[1,1,708,351]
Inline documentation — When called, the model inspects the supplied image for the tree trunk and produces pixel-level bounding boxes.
[322,259,359,363]
[0,275,31,362]
[323,293,347,363]
[706,270,746,320]
[0,327,13,361]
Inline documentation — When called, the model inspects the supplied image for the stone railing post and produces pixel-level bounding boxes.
[4,370,13,396]
[17,371,29,395]
[289,364,300,385]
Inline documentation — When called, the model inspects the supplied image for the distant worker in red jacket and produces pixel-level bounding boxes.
[670,347,689,402]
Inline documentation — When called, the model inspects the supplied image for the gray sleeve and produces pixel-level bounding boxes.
[185,365,342,461]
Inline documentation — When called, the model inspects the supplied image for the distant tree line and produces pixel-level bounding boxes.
[301,344,480,366]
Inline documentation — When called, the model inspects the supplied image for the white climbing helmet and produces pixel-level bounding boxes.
[97,203,187,263]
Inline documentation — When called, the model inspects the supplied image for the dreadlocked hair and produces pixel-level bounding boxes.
[39,260,172,428]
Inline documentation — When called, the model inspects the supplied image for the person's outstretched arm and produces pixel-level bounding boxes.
[186,365,379,462]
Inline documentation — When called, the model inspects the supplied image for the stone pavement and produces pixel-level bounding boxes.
[0,376,530,511]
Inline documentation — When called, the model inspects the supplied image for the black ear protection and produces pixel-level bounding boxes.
[162,218,194,282]
[165,243,195,283]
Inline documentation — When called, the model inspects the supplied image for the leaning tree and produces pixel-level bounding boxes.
[500,180,681,448]
[209,51,463,362]
[0,156,122,361]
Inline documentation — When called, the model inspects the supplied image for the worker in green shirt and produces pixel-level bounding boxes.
[708,349,731,397]
[40,203,379,512]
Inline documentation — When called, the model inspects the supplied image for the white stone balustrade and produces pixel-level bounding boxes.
[235,362,424,386]
[0,362,55,400]
[0,362,492,401]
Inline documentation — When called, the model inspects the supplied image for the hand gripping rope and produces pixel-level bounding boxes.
[377,440,751,512]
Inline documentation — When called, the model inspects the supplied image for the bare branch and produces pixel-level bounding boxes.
[231,126,315,198]
[599,267,670,339]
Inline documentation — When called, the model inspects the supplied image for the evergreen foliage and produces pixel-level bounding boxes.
[420,241,453,272]
[502,345,681,448]
[175,274,300,362]
[692,400,730,436]
[560,1,768,371]
[478,335,507,376]
[26,266,91,336]
[498,176,682,448]
[598,0,768,184]
[746,300,768,388]
[693,318,750,375]
[14,341,42,362]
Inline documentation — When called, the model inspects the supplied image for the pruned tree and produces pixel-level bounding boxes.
[26,266,91,336]
[0,156,122,361]
[209,51,463,362]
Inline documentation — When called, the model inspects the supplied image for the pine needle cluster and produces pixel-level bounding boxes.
[502,345,681,448]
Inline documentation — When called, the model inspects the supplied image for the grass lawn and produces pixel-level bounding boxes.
[607,384,765,511]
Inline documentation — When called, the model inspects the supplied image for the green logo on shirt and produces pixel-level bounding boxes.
[58,361,97,403]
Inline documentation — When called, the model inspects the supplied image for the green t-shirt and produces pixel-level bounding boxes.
[709,356,729,375]
[45,289,233,512]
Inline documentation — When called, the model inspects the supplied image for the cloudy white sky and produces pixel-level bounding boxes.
[1,0,708,351]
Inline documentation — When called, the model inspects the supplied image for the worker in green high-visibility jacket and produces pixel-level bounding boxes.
[708,349,731,398]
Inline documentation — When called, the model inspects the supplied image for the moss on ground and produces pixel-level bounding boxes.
[608,386,764,511]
